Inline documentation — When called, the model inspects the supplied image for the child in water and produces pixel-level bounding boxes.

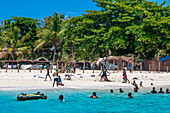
[90,92,98,99]
[59,95,65,101]
[128,92,133,98]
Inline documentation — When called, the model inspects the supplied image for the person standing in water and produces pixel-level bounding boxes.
[158,88,164,93]
[45,65,52,81]
[99,66,111,81]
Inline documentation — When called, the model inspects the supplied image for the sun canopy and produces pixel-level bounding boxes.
[159,56,170,62]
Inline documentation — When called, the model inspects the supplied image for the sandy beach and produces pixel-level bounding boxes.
[0,69,169,91]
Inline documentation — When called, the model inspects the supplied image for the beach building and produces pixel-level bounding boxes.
[143,56,170,72]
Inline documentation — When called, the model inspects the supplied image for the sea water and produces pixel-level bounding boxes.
[0,89,169,113]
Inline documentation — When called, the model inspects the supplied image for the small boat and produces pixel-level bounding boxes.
[17,92,47,101]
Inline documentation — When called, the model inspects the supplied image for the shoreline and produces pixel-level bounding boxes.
[0,69,169,91]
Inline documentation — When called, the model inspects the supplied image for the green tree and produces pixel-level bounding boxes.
[35,12,66,64]
[3,26,31,60]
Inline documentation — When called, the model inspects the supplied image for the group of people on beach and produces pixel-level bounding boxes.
[44,65,64,87]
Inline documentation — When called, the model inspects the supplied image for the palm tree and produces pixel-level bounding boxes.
[3,26,31,60]
[34,12,66,64]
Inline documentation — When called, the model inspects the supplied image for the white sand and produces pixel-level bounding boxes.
[0,69,169,91]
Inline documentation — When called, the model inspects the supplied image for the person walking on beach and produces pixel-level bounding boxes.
[52,68,59,87]
[122,69,130,83]
[99,66,111,81]
[45,65,52,81]
[129,61,132,73]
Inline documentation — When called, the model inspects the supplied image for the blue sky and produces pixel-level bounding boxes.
[0,0,169,21]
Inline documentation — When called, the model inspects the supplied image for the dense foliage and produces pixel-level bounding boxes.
[0,0,170,62]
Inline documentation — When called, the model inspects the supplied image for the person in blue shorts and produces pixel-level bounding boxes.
[57,76,64,87]
[129,61,132,73]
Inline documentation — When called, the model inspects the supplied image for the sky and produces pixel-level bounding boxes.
[0,0,169,21]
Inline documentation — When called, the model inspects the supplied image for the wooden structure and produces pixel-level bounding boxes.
[143,58,170,72]
[106,56,134,70]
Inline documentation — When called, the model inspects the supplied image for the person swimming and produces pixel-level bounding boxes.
[119,88,124,93]
[128,92,133,98]
[166,89,170,93]
[90,92,98,99]
[59,95,64,101]
[151,87,157,94]
[110,89,113,93]
[158,88,164,93]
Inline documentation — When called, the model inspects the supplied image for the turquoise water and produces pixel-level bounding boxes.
[0,89,170,113]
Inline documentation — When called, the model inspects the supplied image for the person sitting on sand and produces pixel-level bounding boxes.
[140,81,143,87]
[52,69,59,87]
[99,66,111,82]
[57,76,64,87]
[151,87,157,94]
[45,65,52,81]
[90,92,98,99]
[128,92,133,98]
[122,69,130,83]
[119,88,124,93]
[132,80,137,86]
[59,95,64,101]
[158,88,164,93]
[65,74,71,80]
[166,89,170,93]
[110,89,113,93]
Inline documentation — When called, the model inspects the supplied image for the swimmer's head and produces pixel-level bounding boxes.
[93,92,96,96]
[128,92,132,97]
[59,95,63,101]
[110,89,113,93]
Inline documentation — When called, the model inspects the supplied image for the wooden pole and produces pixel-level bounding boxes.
[123,61,124,70]
[83,61,85,73]
[158,62,160,73]
[93,63,94,73]
[113,61,115,73]
[17,64,19,73]
[57,62,59,69]
[40,66,42,73]
[6,63,8,72]
[140,62,142,73]
[61,63,63,69]
[149,64,150,73]
[12,62,13,72]
[167,66,169,73]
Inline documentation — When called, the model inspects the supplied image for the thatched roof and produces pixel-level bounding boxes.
[107,56,132,62]
[35,57,49,61]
